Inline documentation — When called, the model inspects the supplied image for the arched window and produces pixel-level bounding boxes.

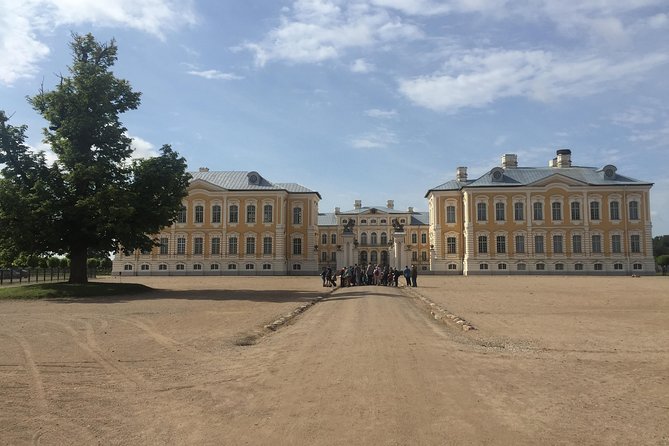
[195,205,204,224]
[263,204,273,223]
[229,205,239,223]
[293,207,302,225]
[380,232,387,245]
[370,232,378,245]
[212,205,222,223]
[360,233,367,245]
[246,204,256,223]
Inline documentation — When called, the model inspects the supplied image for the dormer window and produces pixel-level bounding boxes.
[247,171,261,185]
[490,167,504,182]
[602,165,617,179]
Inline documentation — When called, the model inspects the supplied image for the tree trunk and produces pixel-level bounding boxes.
[69,245,89,284]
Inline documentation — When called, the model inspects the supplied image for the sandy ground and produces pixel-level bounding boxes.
[0,275,667,445]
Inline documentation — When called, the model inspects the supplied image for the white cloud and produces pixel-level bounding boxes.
[187,70,243,80]
[351,58,375,73]
[350,127,398,148]
[399,49,669,112]
[244,0,423,66]
[611,108,656,127]
[365,108,397,119]
[0,0,196,86]
[128,134,159,159]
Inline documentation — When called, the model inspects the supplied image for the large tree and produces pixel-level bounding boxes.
[0,33,190,283]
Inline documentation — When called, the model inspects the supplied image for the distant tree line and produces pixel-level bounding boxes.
[654,235,669,275]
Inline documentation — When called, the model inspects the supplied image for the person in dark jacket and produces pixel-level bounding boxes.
[411,264,418,287]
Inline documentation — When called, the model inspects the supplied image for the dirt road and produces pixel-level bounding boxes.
[1,278,667,445]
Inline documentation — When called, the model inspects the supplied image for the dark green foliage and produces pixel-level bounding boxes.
[652,235,669,257]
[0,33,190,283]
[656,255,669,275]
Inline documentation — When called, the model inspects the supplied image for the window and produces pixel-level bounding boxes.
[590,201,600,220]
[629,201,639,220]
[194,237,203,255]
[228,236,238,255]
[124,264,133,271]
[159,237,169,255]
[575,263,584,271]
[517,263,526,271]
[331,252,336,262]
[228,263,237,270]
[448,263,457,270]
[263,236,273,255]
[514,202,524,221]
[331,234,337,244]
[446,205,456,223]
[594,263,603,271]
[321,233,328,245]
[533,202,543,221]
[421,233,427,244]
[534,235,544,254]
[591,235,602,253]
[360,233,368,245]
[382,233,389,245]
[263,264,272,270]
[495,202,505,221]
[263,204,273,223]
[177,206,187,223]
[515,235,525,254]
[195,205,204,224]
[321,251,327,262]
[571,202,581,221]
[479,263,489,270]
[496,235,506,254]
[176,263,185,270]
[210,263,219,270]
[612,234,621,253]
[412,251,418,261]
[246,263,255,270]
[229,205,239,223]
[372,233,379,245]
[411,233,417,244]
[498,263,507,270]
[370,251,377,263]
[292,264,302,270]
[293,238,302,255]
[177,237,186,255]
[212,205,222,223]
[478,235,488,254]
[293,207,302,225]
[246,205,256,223]
[158,264,167,271]
[555,263,564,271]
[446,237,456,254]
[360,219,367,224]
[633,263,642,270]
[421,251,427,261]
[211,237,221,255]
[536,263,545,271]
[193,263,202,270]
[572,235,582,254]
[246,236,256,255]
[631,235,641,253]
[610,201,620,221]
[552,202,562,221]
[359,251,368,264]
[553,235,563,254]
[477,203,487,221]
[614,263,623,270]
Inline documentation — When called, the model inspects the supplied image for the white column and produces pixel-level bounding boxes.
[393,232,405,269]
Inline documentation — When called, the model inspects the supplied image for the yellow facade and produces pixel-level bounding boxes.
[427,151,654,275]
[113,170,320,275]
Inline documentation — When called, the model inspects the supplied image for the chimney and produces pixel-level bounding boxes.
[456,167,468,182]
[199,167,210,172]
[387,200,394,209]
[354,200,362,210]
[556,149,572,168]
[501,154,518,168]
[335,207,340,214]
[549,157,557,168]
[408,206,414,213]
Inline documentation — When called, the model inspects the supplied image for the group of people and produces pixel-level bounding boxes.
[321,264,418,288]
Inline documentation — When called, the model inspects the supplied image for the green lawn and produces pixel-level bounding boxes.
[0,282,152,300]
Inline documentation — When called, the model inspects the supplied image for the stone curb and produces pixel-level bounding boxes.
[262,284,336,333]
[401,286,476,332]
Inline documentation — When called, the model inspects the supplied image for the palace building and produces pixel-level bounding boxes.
[426,150,655,275]
[113,169,321,275]
[317,200,430,272]
[114,149,655,276]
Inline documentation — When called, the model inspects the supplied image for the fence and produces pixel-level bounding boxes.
[0,268,99,286]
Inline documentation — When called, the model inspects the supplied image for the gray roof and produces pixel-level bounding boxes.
[190,171,320,197]
[317,211,429,226]
[339,206,413,215]
[427,166,652,195]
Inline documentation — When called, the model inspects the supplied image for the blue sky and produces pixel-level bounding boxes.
[2,0,668,235]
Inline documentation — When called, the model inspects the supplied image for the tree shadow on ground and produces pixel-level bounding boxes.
[49,288,331,304]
